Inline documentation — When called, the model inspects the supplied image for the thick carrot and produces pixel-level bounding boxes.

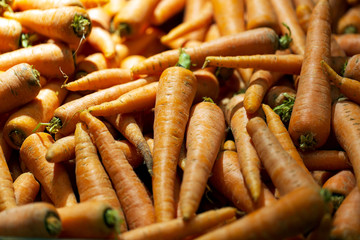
[179,100,225,220]
[79,110,155,229]
[19,132,77,207]
[150,0,185,25]
[11,0,84,10]
[247,116,319,195]
[0,42,75,78]
[195,187,327,240]
[88,81,158,116]
[301,150,352,171]
[0,17,23,53]
[193,69,220,103]
[119,207,236,240]
[3,79,67,150]
[330,186,360,239]
[0,63,41,114]
[112,0,161,38]
[245,0,278,31]
[131,27,281,75]
[337,5,360,34]
[0,202,62,238]
[262,104,309,174]
[58,200,121,238]
[4,6,91,47]
[13,172,40,206]
[332,99,360,190]
[105,113,153,175]
[47,77,156,139]
[203,54,303,75]
[86,26,116,58]
[152,53,197,222]
[63,68,133,91]
[288,0,332,150]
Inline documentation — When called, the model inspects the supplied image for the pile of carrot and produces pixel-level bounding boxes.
[0,0,360,239]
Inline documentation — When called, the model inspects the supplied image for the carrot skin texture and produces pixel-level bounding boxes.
[152,66,197,222]
[322,170,356,196]
[13,172,40,206]
[45,135,75,163]
[0,17,22,53]
[19,132,77,208]
[301,150,352,171]
[11,0,85,10]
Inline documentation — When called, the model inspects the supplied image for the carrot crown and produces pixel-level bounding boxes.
[279,23,293,50]
[203,97,215,103]
[344,25,357,34]
[273,93,295,124]
[117,23,132,37]
[71,14,92,38]
[46,117,62,134]
[175,48,191,69]
[45,212,62,237]
[0,0,12,14]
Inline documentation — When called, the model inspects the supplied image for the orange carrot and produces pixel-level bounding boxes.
[193,69,220,103]
[196,187,328,240]
[63,68,133,91]
[45,135,75,163]
[78,0,109,8]
[11,0,84,10]
[288,0,332,150]
[0,202,62,238]
[0,17,23,53]
[79,110,155,229]
[87,7,111,30]
[19,132,77,207]
[119,207,236,240]
[0,63,41,114]
[3,79,67,150]
[221,140,236,152]
[4,6,91,47]
[0,42,75,78]
[150,0,185,25]
[342,54,360,81]
[337,5,360,34]
[86,26,116,58]
[13,172,40,206]
[131,27,282,75]
[331,34,348,57]
[333,33,360,56]
[293,0,314,32]
[76,52,116,74]
[117,139,146,169]
[102,0,127,18]
[264,84,296,109]
[120,55,146,69]
[245,0,279,31]
[247,116,319,195]
[179,100,225,220]
[301,150,352,171]
[152,51,197,222]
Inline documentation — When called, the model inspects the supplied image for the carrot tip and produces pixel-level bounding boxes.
[45,212,62,237]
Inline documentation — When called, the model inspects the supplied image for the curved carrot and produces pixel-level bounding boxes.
[13,172,40,206]
[245,0,278,31]
[179,101,225,220]
[19,132,77,207]
[45,135,75,163]
[288,0,332,150]
[150,0,185,25]
[11,0,84,10]
[86,26,116,58]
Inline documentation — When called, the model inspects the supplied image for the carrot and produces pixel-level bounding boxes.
[0,17,23,53]
[58,200,121,238]
[19,132,77,207]
[332,99,360,190]
[333,33,360,56]
[13,172,40,206]
[337,5,360,34]
[4,6,91,47]
[131,27,282,75]
[76,52,119,74]
[122,27,163,56]
[102,0,127,18]
[105,113,154,175]
[79,110,155,229]
[343,54,360,81]
[120,55,146,69]
[112,0,161,38]
[152,50,197,222]
[269,0,306,55]
[203,54,303,75]
[88,81,158,116]
[3,79,67,150]
[47,76,156,139]
[220,140,236,152]
[247,116,319,195]
[245,0,279,31]
[330,186,360,240]
[118,207,236,240]
[0,63,42,115]
[226,93,262,202]
[117,139,146,169]
[195,187,328,240]
[264,85,296,119]
[301,150,352,171]
[288,0,332,151]
[0,202,62,238]
[150,0,185,25]
[87,7,111,30]
[0,42,75,78]
[311,170,334,187]
[331,34,348,57]
[321,60,360,105]
[7,154,22,182]
[179,100,225,220]
[293,0,314,32]
[0,0,12,14]
[62,68,133,91]
[86,26,116,58]
[45,135,75,163]
[10,0,85,10]
[193,69,220,103]
[78,0,109,8]
[262,104,309,174]
[306,213,332,240]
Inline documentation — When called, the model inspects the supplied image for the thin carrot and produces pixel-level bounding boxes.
[0,63,41,115]
[63,68,133,91]
[203,54,303,75]
[0,42,75,78]
[47,76,157,139]
[19,132,77,207]
[150,0,185,26]
[119,207,236,240]
[79,110,155,229]
[3,79,67,150]
[152,50,197,222]
[45,135,75,163]
[288,0,332,150]
[195,187,328,240]
[86,26,116,58]
[247,116,319,195]
[4,6,91,47]
[179,100,225,220]
[245,0,279,31]
[131,27,282,75]
[301,150,352,171]
[0,202,62,238]
[13,172,40,206]
[10,0,85,10]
